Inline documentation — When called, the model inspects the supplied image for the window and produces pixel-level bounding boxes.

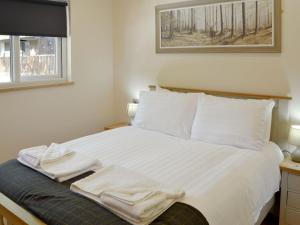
[0,0,69,87]
[0,36,67,85]
[20,36,61,78]
[0,36,10,83]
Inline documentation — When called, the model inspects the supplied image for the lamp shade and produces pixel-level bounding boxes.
[289,125,300,146]
[127,103,138,119]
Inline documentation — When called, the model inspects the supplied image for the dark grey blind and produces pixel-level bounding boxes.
[0,0,68,37]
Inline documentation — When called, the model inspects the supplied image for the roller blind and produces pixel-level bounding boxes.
[0,0,68,37]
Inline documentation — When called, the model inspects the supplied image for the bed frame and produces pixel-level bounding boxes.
[0,194,45,225]
[0,85,292,225]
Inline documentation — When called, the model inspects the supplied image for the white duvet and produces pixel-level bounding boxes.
[63,127,283,225]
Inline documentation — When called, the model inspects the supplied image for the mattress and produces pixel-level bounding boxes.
[61,126,284,225]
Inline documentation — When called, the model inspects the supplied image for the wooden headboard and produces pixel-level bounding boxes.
[149,85,292,148]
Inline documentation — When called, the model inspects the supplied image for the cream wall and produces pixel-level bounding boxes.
[0,0,115,163]
[1,0,299,163]
[113,0,300,124]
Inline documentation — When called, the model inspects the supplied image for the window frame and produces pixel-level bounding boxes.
[0,35,68,87]
[0,35,12,84]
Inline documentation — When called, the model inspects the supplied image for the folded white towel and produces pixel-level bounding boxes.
[18,145,48,167]
[102,189,155,206]
[41,143,74,165]
[18,144,101,182]
[40,153,101,179]
[71,166,184,225]
[18,143,74,167]
[101,192,173,221]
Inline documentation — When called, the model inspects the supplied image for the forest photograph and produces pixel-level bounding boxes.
[159,0,275,49]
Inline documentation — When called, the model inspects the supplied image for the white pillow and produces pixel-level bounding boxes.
[191,95,275,151]
[133,91,201,139]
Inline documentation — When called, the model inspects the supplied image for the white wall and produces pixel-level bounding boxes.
[113,0,300,124]
[0,0,115,163]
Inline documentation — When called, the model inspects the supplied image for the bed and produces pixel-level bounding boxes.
[0,85,292,225]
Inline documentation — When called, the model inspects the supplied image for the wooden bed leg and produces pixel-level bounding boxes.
[0,214,4,225]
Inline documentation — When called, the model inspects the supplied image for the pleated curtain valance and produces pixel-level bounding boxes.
[0,0,68,37]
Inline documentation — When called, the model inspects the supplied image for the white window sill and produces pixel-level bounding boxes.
[0,80,74,93]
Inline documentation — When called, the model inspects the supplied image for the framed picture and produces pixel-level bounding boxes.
[155,0,281,53]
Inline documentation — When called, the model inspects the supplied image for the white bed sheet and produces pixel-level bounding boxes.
[63,127,283,225]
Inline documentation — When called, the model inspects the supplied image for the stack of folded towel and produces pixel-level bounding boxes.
[71,166,185,225]
[18,143,101,182]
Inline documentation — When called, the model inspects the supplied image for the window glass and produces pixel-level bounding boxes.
[0,35,10,83]
[20,36,60,77]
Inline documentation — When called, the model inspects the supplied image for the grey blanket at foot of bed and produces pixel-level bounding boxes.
[0,160,209,225]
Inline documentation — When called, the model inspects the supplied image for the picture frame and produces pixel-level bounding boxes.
[155,0,281,53]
